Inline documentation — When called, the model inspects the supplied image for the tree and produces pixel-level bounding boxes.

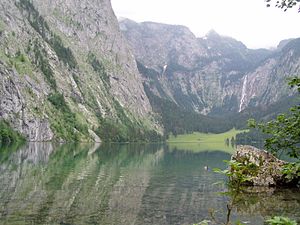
[265,0,300,11]
[249,77,300,159]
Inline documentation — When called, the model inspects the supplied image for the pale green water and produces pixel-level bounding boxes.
[0,143,299,225]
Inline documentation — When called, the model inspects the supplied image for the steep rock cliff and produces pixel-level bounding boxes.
[240,38,300,110]
[0,0,159,141]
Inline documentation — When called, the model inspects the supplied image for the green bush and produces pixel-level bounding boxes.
[95,119,126,142]
[87,52,110,86]
[50,34,77,69]
[15,51,26,63]
[266,216,297,225]
[33,40,57,89]
[214,159,258,191]
[0,120,24,144]
[47,92,88,141]
[282,162,300,184]
[48,92,68,111]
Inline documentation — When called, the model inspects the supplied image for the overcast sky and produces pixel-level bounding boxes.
[111,0,300,49]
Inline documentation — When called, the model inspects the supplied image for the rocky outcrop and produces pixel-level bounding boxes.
[0,62,54,141]
[232,145,287,186]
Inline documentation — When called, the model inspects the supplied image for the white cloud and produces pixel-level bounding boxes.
[111,0,300,49]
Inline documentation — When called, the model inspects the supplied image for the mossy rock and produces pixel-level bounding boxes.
[232,145,288,186]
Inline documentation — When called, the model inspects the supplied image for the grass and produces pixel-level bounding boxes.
[10,51,33,76]
[167,128,246,142]
[167,128,247,153]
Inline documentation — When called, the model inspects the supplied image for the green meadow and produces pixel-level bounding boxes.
[167,128,247,154]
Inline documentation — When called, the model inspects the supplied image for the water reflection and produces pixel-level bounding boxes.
[234,188,300,222]
[0,143,299,225]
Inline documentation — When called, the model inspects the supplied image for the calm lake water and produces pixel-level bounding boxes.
[0,142,299,225]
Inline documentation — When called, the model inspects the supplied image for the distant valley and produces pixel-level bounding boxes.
[119,18,300,134]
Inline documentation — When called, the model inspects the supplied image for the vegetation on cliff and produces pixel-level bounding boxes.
[47,92,89,141]
[0,120,24,144]
[95,99,162,142]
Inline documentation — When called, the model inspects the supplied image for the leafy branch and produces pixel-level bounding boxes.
[265,0,300,12]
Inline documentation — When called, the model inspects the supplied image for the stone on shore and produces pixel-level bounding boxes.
[231,145,287,186]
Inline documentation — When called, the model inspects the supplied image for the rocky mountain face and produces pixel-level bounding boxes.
[0,0,161,141]
[120,19,299,116]
[239,38,300,111]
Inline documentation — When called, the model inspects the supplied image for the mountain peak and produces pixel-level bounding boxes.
[277,38,295,51]
[206,29,220,38]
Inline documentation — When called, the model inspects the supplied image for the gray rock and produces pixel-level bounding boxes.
[0,62,54,141]
[232,145,287,186]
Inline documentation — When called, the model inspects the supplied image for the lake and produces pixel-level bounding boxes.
[0,142,299,225]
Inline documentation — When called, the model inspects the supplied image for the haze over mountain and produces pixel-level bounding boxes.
[112,0,300,49]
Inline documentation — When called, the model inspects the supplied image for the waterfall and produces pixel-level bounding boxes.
[162,64,168,76]
[239,75,248,112]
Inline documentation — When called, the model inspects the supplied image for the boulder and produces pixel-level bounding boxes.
[231,145,287,186]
